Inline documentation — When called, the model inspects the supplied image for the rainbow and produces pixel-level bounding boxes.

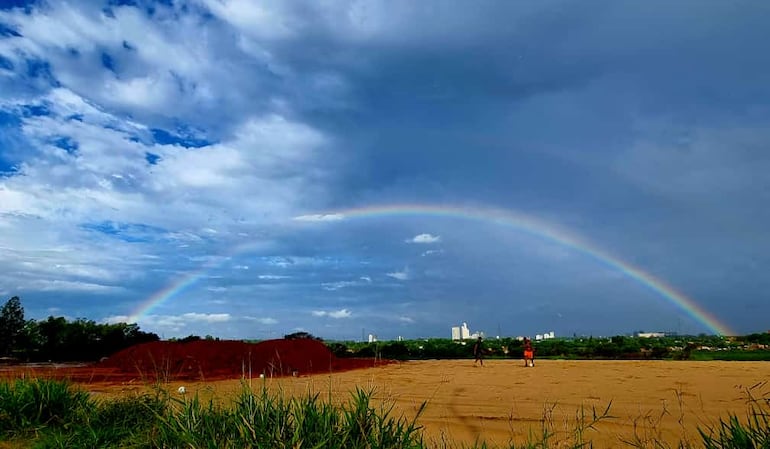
[132,203,734,335]
[127,242,262,324]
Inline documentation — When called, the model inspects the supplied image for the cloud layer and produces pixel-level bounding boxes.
[1,0,768,339]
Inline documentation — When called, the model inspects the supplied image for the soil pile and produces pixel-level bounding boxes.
[98,339,377,381]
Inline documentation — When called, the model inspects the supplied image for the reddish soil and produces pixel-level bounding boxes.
[0,339,382,383]
[99,338,379,380]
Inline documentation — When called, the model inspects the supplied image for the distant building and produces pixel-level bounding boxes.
[451,322,479,340]
[636,332,666,338]
[368,334,378,343]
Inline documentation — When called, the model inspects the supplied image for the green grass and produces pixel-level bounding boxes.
[698,383,770,449]
[0,378,425,449]
[0,378,165,448]
[0,377,768,448]
[149,383,426,448]
[0,377,92,434]
[688,350,770,362]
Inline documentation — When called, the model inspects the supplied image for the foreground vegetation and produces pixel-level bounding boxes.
[1,377,768,448]
[0,378,424,449]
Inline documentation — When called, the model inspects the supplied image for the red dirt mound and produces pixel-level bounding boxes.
[97,339,379,381]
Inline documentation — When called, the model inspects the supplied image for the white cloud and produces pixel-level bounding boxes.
[293,213,345,222]
[0,2,333,225]
[321,277,373,290]
[264,256,332,268]
[0,3,352,307]
[20,279,122,293]
[198,0,298,40]
[398,316,415,323]
[408,233,441,244]
[132,312,232,334]
[421,249,443,257]
[386,268,409,281]
[322,281,357,291]
[258,274,291,280]
[329,309,352,318]
[196,0,527,51]
[245,316,278,325]
[0,2,266,126]
[103,315,131,324]
[0,92,330,296]
[265,258,294,268]
[311,308,352,319]
[181,313,231,323]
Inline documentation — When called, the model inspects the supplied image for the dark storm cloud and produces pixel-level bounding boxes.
[265,0,770,336]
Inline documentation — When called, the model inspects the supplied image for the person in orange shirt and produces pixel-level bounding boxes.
[523,338,535,367]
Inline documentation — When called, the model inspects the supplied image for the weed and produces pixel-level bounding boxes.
[698,382,770,449]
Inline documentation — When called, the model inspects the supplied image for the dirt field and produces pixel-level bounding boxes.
[85,359,770,447]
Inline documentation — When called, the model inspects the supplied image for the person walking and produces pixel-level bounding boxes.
[473,336,484,367]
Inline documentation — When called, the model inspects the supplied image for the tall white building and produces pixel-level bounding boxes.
[637,332,665,338]
[451,322,479,340]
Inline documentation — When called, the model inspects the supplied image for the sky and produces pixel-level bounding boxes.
[1,0,769,341]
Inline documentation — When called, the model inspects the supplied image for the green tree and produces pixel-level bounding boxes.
[38,316,67,361]
[284,331,322,341]
[380,342,410,360]
[745,333,770,345]
[17,319,43,361]
[0,296,25,357]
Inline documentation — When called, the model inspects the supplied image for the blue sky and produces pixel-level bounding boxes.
[1,0,768,340]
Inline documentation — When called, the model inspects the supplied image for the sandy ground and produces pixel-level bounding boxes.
[88,359,769,448]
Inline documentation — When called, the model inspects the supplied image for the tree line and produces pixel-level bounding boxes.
[3,295,768,363]
[329,333,770,361]
[0,296,159,362]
